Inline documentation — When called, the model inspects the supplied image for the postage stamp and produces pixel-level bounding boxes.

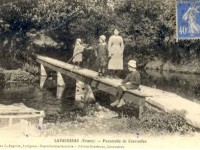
[177,0,200,39]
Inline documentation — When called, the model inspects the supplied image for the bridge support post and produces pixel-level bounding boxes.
[138,106,144,119]
[57,72,65,87]
[40,64,47,76]
[75,80,95,102]
[40,64,47,89]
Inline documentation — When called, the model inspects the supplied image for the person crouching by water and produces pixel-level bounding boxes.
[110,59,141,107]
[72,38,84,69]
[95,35,108,78]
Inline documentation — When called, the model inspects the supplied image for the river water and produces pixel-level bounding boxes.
[0,69,199,135]
[141,69,200,104]
[1,69,200,117]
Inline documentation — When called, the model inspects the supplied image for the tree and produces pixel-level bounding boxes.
[0,0,199,69]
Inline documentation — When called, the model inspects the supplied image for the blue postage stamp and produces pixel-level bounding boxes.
[177,0,200,39]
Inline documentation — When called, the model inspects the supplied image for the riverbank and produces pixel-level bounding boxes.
[0,101,196,137]
[41,101,196,137]
[145,58,200,74]
[0,67,38,84]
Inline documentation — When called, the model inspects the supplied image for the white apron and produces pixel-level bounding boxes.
[108,35,124,70]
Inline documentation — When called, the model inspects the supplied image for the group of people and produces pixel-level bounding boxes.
[71,28,141,108]
[72,28,124,78]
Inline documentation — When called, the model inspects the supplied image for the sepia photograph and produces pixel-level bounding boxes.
[0,0,200,149]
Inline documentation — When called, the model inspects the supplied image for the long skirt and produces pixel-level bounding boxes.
[108,42,123,70]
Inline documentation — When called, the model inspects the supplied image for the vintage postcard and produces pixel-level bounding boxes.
[0,0,200,149]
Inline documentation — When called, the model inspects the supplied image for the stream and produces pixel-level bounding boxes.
[0,69,199,136]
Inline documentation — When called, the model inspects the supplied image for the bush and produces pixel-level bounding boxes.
[22,63,39,76]
[137,109,195,135]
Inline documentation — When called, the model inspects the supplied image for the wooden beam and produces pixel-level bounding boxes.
[36,57,146,106]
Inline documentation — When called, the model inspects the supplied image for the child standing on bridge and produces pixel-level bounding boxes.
[95,35,108,78]
[72,38,84,69]
[110,59,141,107]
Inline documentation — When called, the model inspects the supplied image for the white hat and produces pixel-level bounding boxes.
[128,60,137,68]
[99,35,106,41]
[76,38,81,43]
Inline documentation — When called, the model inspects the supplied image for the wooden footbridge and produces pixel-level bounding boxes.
[36,55,200,129]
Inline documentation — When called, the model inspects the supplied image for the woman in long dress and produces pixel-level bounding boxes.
[108,28,124,78]
[72,38,84,69]
[183,4,200,35]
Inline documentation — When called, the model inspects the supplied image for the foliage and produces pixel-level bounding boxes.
[22,63,39,75]
[0,0,200,69]
[67,0,181,67]
[0,0,81,67]
[139,109,195,134]
[114,108,196,135]
[0,0,81,33]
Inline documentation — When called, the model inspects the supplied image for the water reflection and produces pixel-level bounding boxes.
[56,86,65,99]
[0,83,35,105]
[141,69,200,104]
[40,76,47,89]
